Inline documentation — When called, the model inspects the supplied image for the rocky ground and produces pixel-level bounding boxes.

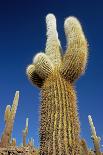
[0,146,39,155]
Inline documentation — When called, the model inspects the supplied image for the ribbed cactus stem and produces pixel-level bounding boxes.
[88,115,101,155]
[22,118,29,146]
[0,91,19,147]
[40,68,80,155]
[26,13,88,155]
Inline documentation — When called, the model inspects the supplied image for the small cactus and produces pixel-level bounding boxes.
[88,115,101,155]
[22,118,29,146]
[11,138,16,146]
[80,139,89,155]
[26,14,88,154]
[28,137,34,147]
[0,91,19,147]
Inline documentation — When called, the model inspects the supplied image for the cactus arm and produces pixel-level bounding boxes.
[4,105,11,122]
[11,91,19,120]
[88,115,101,155]
[60,17,88,82]
[33,52,54,78]
[45,14,62,65]
[0,91,19,147]
[26,53,53,88]
[26,64,43,88]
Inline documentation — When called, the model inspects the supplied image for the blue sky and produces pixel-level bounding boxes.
[0,0,103,150]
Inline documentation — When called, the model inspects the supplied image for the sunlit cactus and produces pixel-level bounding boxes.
[0,91,19,147]
[22,118,29,146]
[11,138,16,146]
[88,115,101,155]
[80,139,89,155]
[26,13,88,155]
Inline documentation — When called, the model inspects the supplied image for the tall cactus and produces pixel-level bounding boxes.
[26,14,88,155]
[0,91,19,147]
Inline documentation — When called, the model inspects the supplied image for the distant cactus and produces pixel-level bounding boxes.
[80,139,89,155]
[11,138,16,146]
[28,137,34,147]
[0,91,19,147]
[88,115,101,155]
[26,14,88,154]
[22,118,29,146]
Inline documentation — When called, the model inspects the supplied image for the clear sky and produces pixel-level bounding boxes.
[0,0,103,150]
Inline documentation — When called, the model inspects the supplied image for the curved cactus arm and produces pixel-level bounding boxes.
[88,115,101,155]
[26,64,43,88]
[33,52,54,78]
[45,14,62,65]
[60,17,88,82]
[26,53,53,88]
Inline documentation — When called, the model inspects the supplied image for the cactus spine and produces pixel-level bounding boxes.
[27,14,88,154]
[0,91,19,147]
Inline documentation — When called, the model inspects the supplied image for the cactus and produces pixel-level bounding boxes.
[11,138,16,146]
[22,118,29,146]
[88,115,101,155]
[26,14,88,154]
[28,138,34,147]
[0,91,19,147]
[80,139,89,155]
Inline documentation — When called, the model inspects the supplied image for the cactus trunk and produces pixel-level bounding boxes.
[40,68,80,155]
